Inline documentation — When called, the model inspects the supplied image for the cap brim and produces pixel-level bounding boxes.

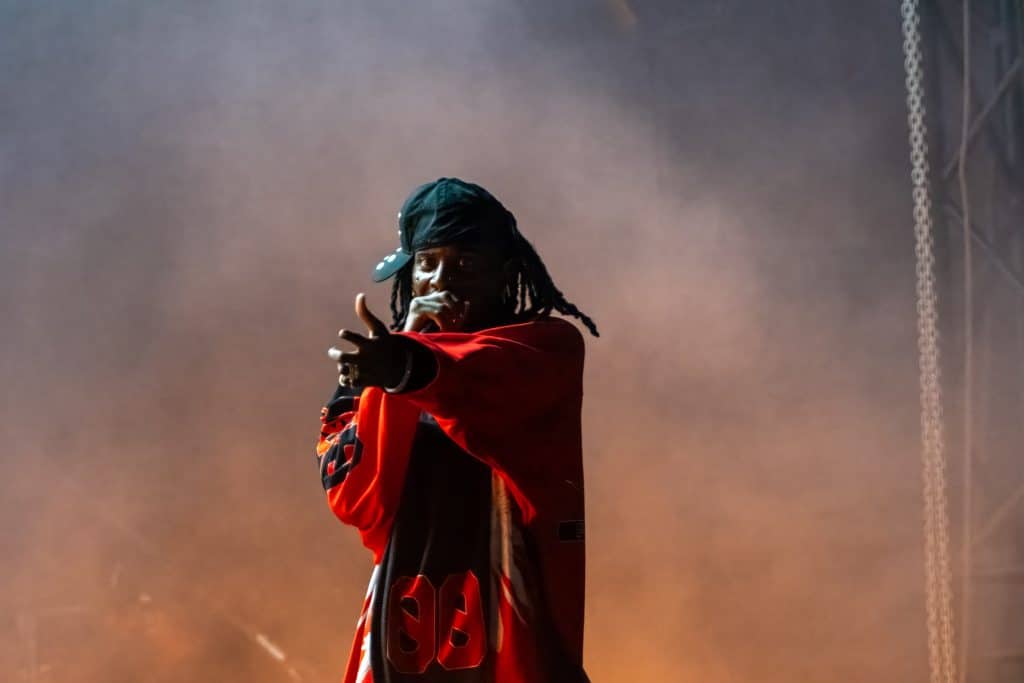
[371,250,412,282]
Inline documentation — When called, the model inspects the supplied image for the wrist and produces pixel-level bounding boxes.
[386,334,439,394]
[384,347,414,393]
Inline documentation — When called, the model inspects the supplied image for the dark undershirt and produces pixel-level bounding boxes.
[369,412,494,682]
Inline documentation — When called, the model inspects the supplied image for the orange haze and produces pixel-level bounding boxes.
[3,2,935,681]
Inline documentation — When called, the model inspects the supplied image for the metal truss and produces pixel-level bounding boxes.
[923,1,1024,681]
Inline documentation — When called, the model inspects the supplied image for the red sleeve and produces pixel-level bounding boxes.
[395,316,585,523]
[316,385,421,562]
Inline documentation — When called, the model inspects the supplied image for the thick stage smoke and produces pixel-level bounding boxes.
[3,1,935,680]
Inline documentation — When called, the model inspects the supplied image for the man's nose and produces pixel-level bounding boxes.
[430,261,453,291]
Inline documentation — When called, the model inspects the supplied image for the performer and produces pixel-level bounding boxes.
[316,178,598,683]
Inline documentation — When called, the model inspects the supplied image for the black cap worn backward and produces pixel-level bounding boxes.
[371,177,517,282]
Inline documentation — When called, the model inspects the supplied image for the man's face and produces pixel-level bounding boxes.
[410,243,511,331]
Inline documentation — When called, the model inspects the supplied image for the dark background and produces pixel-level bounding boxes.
[2,1,928,680]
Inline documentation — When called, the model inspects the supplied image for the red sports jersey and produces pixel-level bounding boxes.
[315,316,589,683]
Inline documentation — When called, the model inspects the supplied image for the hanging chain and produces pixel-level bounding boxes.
[900,2,958,683]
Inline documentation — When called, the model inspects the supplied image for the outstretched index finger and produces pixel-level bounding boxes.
[338,329,370,349]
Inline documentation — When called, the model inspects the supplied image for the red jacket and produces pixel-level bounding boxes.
[316,316,589,682]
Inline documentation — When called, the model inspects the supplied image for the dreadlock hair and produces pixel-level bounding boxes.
[388,218,599,337]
